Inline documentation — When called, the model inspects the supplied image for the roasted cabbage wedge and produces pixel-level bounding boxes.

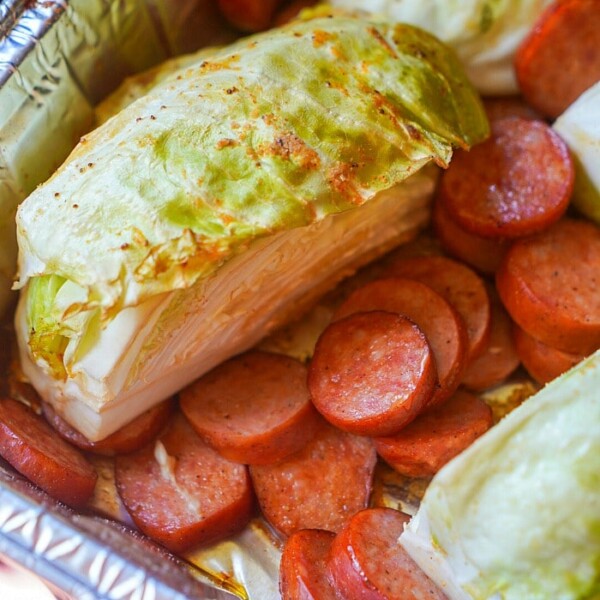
[400,349,600,600]
[15,15,488,440]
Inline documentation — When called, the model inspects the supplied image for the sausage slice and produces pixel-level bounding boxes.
[250,421,376,537]
[432,197,509,275]
[462,287,520,392]
[483,96,541,123]
[515,0,600,118]
[115,413,253,553]
[0,398,97,508]
[374,390,493,478]
[217,0,282,31]
[328,508,447,600]
[496,218,600,355]
[386,255,491,362]
[180,351,320,465]
[42,398,174,456]
[439,118,573,239]
[512,323,585,385]
[279,529,337,600]
[333,278,468,408]
[308,311,437,436]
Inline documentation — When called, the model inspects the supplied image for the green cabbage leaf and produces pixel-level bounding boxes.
[329,0,554,94]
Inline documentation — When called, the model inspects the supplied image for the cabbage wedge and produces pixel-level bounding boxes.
[15,15,488,440]
[400,350,600,600]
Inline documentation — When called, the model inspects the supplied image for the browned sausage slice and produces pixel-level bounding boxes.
[462,287,520,392]
[250,421,376,537]
[308,312,437,436]
[115,413,253,553]
[279,529,337,600]
[217,0,282,31]
[439,118,573,238]
[328,508,447,600]
[512,323,585,385]
[385,255,491,362]
[180,351,320,465]
[432,197,509,275]
[515,0,600,118]
[333,278,468,408]
[42,398,174,456]
[374,390,493,478]
[483,96,541,122]
[496,218,600,355]
[0,398,97,508]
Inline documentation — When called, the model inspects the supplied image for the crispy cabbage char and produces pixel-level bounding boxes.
[15,15,488,439]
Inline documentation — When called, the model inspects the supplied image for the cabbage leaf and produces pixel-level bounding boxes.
[329,0,554,94]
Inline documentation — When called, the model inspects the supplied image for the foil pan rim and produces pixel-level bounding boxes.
[0,0,66,88]
[0,460,237,600]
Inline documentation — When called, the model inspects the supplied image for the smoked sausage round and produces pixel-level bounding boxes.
[250,421,376,537]
[496,218,600,355]
[385,255,491,362]
[308,311,437,436]
[181,351,320,465]
[438,118,573,239]
[279,529,338,600]
[115,413,253,553]
[462,287,520,392]
[432,197,509,275]
[328,508,447,600]
[333,278,468,408]
[515,0,600,118]
[512,324,585,385]
[374,390,493,478]
[0,398,97,508]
